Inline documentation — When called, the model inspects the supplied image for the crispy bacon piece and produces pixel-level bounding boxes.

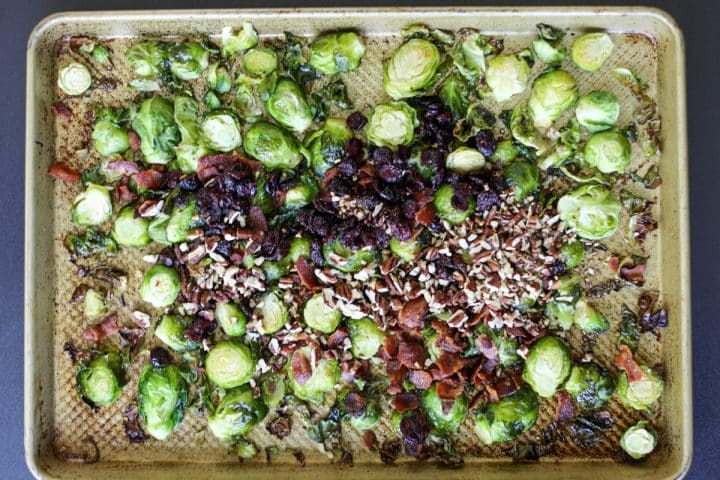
[53,102,73,122]
[407,369,433,390]
[106,160,140,175]
[415,203,436,226]
[436,377,464,400]
[386,359,408,395]
[476,334,500,362]
[114,183,138,204]
[82,314,119,342]
[295,257,320,290]
[48,162,81,183]
[399,297,428,330]
[608,255,620,273]
[123,405,145,443]
[327,326,349,349]
[128,131,141,152]
[620,262,646,286]
[197,153,239,181]
[131,169,165,191]
[382,334,398,358]
[291,351,312,385]
[392,392,420,413]
[494,378,519,399]
[343,392,366,417]
[485,384,500,403]
[397,339,425,369]
[361,430,377,451]
[555,391,576,423]
[614,345,645,383]
[436,352,465,377]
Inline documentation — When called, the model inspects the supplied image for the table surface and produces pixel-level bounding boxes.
[4,0,717,478]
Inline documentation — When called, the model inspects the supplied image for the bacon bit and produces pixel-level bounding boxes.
[435,335,465,353]
[407,370,433,390]
[119,327,145,348]
[397,340,425,369]
[485,385,500,403]
[392,392,420,413]
[266,416,292,439]
[381,334,398,359]
[82,314,119,342]
[608,255,620,273]
[399,411,430,457]
[386,359,408,395]
[436,352,465,377]
[555,391,576,423]
[361,430,377,451]
[197,153,253,181]
[123,405,145,443]
[620,262,646,286]
[53,102,73,122]
[248,206,268,244]
[48,162,81,183]
[291,351,312,385]
[476,334,500,362]
[343,392,366,417]
[295,257,320,290]
[128,131,141,152]
[415,203,436,226]
[494,379,519,399]
[399,297,428,330]
[327,327,349,349]
[106,160,140,175]
[131,169,165,191]
[614,345,645,383]
[114,183,138,204]
[436,377,464,400]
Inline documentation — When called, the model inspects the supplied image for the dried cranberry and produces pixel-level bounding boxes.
[550,259,567,276]
[421,148,445,167]
[475,129,497,157]
[150,347,172,367]
[476,190,499,211]
[451,193,469,212]
[346,111,368,131]
[178,176,201,191]
[377,162,404,183]
[372,147,393,165]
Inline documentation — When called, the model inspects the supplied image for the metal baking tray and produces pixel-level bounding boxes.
[24,7,691,480]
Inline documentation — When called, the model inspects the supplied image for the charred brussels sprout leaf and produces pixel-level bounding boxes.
[208,385,269,442]
[563,362,614,409]
[451,29,494,82]
[576,91,620,133]
[571,33,614,72]
[303,293,342,334]
[309,31,366,75]
[77,351,124,406]
[620,421,657,459]
[112,204,151,248]
[528,69,579,129]
[265,77,313,134]
[619,304,641,352]
[434,184,475,224]
[505,160,540,201]
[243,47,279,76]
[140,264,181,308]
[243,121,305,170]
[366,101,418,149]
[216,302,247,337]
[310,80,353,122]
[584,129,632,174]
[305,117,353,176]
[616,366,663,413]
[138,363,188,440]
[509,104,551,155]
[58,62,92,96]
[65,228,117,257]
[485,52,532,103]
[219,24,258,57]
[532,23,566,64]
[473,386,538,444]
[522,336,572,398]
[287,346,340,404]
[349,317,385,359]
[71,184,113,226]
[438,73,473,120]
[154,315,198,352]
[384,38,441,99]
[422,383,469,432]
[206,341,256,389]
[557,185,622,240]
[131,97,181,165]
[281,32,320,88]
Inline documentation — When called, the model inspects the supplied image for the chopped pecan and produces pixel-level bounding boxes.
[291,351,312,385]
[266,416,292,439]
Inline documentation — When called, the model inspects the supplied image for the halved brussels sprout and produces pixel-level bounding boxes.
[261,374,287,408]
[522,336,572,398]
[509,104,551,154]
[131,97,181,165]
[573,299,610,333]
[560,241,585,269]
[303,293,342,334]
[165,198,197,244]
[148,213,171,245]
[616,366,663,412]
[366,102,418,149]
[83,288,107,318]
[220,24,258,57]
[422,383,469,433]
[451,29,491,81]
[140,264,181,308]
[576,91,620,133]
[505,160,540,201]
[620,421,657,459]
[173,95,200,144]
[309,31,366,75]
[243,47,279,76]
[208,385,269,442]
[584,129,632,174]
[58,62,92,96]
[476,324,520,367]
[216,302,247,337]
[206,341,256,389]
[207,62,232,94]
[169,42,209,81]
[255,290,289,334]
[174,144,209,174]
[438,72,473,120]
[287,237,311,263]
[473,385,538,444]
[200,112,243,152]
[349,317,385,359]
[434,184,475,225]
[350,402,381,430]
[112,205,151,248]
[138,363,188,440]
[491,140,519,165]
[287,346,340,403]
[77,351,124,406]
[204,91,221,111]
[545,300,575,330]
[155,314,198,352]
[265,78,313,134]
[71,184,112,226]
[571,33,614,72]
[384,38,441,99]
[532,23,566,65]
[528,69,579,129]
[557,184,622,240]
[244,121,305,169]
[485,52,532,103]
[563,362,614,410]
[446,147,486,174]
[323,240,376,273]
[305,117,353,176]
[389,237,420,263]
[125,41,168,78]
[284,175,318,209]
[92,118,130,157]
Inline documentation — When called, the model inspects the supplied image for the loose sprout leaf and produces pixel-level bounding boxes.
[282,32,320,89]
[311,79,353,122]
[81,166,107,188]
[618,304,641,352]
[536,23,566,42]
[65,228,118,258]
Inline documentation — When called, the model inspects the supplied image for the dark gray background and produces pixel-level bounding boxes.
[4,0,716,478]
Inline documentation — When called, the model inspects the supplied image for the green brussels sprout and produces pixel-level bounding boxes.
[71,184,112,226]
[127,79,161,92]
[390,237,420,263]
[451,29,492,81]
[243,47,279,76]
[384,38,441,99]
[446,147,486,174]
[58,62,92,96]
[434,184,475,224]
[365,102,418,149]
[522,336,572,398]
[204,91,221,111]
[131,97,181,165]
[208,385,269,442]
[236,439,258,459]
[165,198,197,243]
[532,23,566,64]
[148,214,171,245]
[306,118,353,176]
[216,302,247,337]
[424,330,443,362]
[473,385,538,444]
[92,118,130,157]
[140,264,181,308]
[244,121,305,169]
[111,205,150,248]
[262,260,289,282]
[485,53,532,103]
[476,324,520,367]
[76,351,124,406]
[200,112,242,152]
[571,33,614,72]
[350,402,381,430]
[620,421,658,459]
[545,300,575,330]
[509,104,551,154]
[505,160,540,201]
[491,140,519,165]
[287,237,311,263]
[563,362,614,410]
[303,293,342,334]
[573,299,610,333]
[422,383,468,433]
[576,91,620,133]
[560,241,585,269]
[287,346,340,403]
[556,272,581,297]
[255,290,289,334]
[584,129,632,174]
[260,374,287,408]
[348,317,385,359]
[125,41,168,78]
[85,44,110,64]
[173,95,200,144]
[323,240,376,273]
[309,31,366,75]
[438,73,473,120]
[154,314,198,352]
[138,363,188,440]
[169,42,209,81]
[219,23,258,57]
[265,78,313,134]
[616,366,664,412]
[64,228,117,257]
[174,144,210,174]
[83,288,107,318]
[207,62,232,93]
[528,69,579,129]
[284,175,319,209]
[557,185,622,240]
[206,341,256,389]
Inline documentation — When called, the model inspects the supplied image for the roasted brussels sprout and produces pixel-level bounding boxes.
[265,78,313,134]
[169,42,209,81]
[389,237,420,263]
[131,97,181,164]
[174,144,209,174]
[532,23,566,64]
[522,336,572,398]
[200,112,243,152]
[58,62,92,96]
[92,114,130,157]
[476,324,520,367]
[485,52,532,103]
[560,241,585,269]
[65,228,118,257]
[573,299,610,333]
[138,363,188,440]
[584,129,632,174]
[557,184,622,240]
[243,47,279,76]
[77,351,124,406]
[323,240,376,273]
[505,160,540,201]
[620,421,657,459]
[148,214,171,245]
[545,300,576,330]
[616,366,663,412]
[243,121,305,169]
[576,91,619,133]
[349,317,385,359]
[111,205,151,248]
[563,362,614,410]
[421,383,469,433]
[255,290,289,334]
[528,69,579,129]
[165,198,197,244]
[219,23,258,57]
[207,62,232,94]
[285,175,319,209]
[350,402,381,430]
[433,184,475,224]
[309,31,366,75]
[206,341,256,389]
[125,41,168,78]
[446,147,486,174]
[473,385,538,444]
[509,104,551,154]
[204,91,221,111]
[571,33,614,72]
[451,29,493,81]
[208,385,269,442]
[366,102,418,149]
[260,374,287,408]
[71,184,112,226]
[384,38,441,99]
[173,95,200,143]
[140,264,181,308]
[438,72,473,120]
[305,117,353,176]
[287,346,340,403]
[491,140,519,165]
[303,293,342,334]
[154,314,198,352]
[83,288,107,318]
[216,302,247,337]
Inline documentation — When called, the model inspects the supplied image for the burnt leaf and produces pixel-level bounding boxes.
[618,304,640,353]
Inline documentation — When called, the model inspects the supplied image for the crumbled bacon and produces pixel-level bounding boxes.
[476,334,500,363]
[608,255,620,273]
[620,262,646,286]
[131,169,165,191]
[436,377,464,400]
[407,369,433,390]
[48,162,81,183]
[614,345,645,382]
[128,131,141,152]
[123,405,145,443]
[397,339,425,369]
[485,384,500,403]
[415,203,436,226]
[386,359,408,395]
[555,391,576,423]
[436,352,465,377]
[361,430,377,451]
[392,392,420,413]
[52,102,72,122]
[106,160,140,175]
[291,351,312,385]
[343,392,366,417]
[399,297,428,329]
[82,314,119,342]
